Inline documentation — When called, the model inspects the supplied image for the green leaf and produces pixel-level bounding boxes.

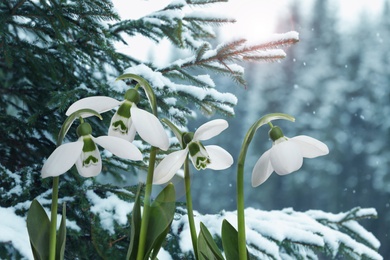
[26,199,50,260]
[56,203,67,260]
[222,219,249,260]
[143,183,176,259]
[126,184,142,260]
[198,222,224,260]
[198,231,214,260]
[116,73,158,115]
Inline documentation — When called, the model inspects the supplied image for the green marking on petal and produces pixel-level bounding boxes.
[82,136,96,152]
[116,101,132,118]
[195,156,210,170]
[83,155,99,166]
[111,120,128,134]
[188,141,210,170]
[188,142,200,156]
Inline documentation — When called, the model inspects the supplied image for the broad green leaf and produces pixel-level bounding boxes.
[221,220,249,260]
[143,183,176,260]
[149,222,171,260]
[198,222,224,260]
[56,203,67,260]
[126,184,142,260]
[27,199,50,260]
[116,73,158,115]
[198,230,215,260]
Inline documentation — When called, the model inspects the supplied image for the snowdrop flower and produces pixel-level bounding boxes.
[42,122,143,178]
[153,119,233,184]
[252,126,329,187]
[65,89,169,151]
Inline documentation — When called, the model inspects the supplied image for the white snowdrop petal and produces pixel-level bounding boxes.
[75,153,102,178]
[290,135,329,158]
[41,140,83,178]
[270,141,303,175]
[153,149,188,185]
[66,96,121,116]
[193,119,228,141]
[204,145,233,170]
[127,118,137,141]
[131,105,169,150]
[108,113,137,141]
[93,136,143,161]
[251,149,274,187]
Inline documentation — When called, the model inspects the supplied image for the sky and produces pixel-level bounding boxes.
[111,0,384,64]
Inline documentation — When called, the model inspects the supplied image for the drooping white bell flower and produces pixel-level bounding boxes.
[65,89,169,151]
[153,119,233,185]
[251,126,329,187]
[41,122,143,178]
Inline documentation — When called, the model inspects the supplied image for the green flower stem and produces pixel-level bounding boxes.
[49,176,59,260]
[136,146,157,260]
[236,113,295,260]
[47,129,69,260]
[47,124,66,260]
[116,74,161,260]
[236,142,249,260]
[184,158,199,259]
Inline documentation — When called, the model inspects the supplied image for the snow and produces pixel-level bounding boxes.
[176,74,213,88]
[149,9,184,21]
[157,248,173,260]
[121,64,238,114]
[0,207,33,260]
[0,198,80,260]
[2,169,22,197]
[164,97,177,105]
[169,207,383,259]
[86,190,134,235]
[111,0,172,20]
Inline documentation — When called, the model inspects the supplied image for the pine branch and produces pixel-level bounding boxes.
[159,33,297,73]
[187,0,229,5]
[184,15,236,25]
[166,207,382,259]
[10,0,27,14]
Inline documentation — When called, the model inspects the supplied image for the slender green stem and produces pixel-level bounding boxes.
[237,150,248,260]
[49,176,59,260]
[236,113,295,260]
[48,130,67,260]
[136,146,157,260]
[184,158,198,259]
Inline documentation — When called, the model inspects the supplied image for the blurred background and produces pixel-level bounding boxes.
[173,0,390,257]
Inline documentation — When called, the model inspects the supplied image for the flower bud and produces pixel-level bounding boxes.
[124,89,140,104]
[77,122,92,137]
[268,126,284,141]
